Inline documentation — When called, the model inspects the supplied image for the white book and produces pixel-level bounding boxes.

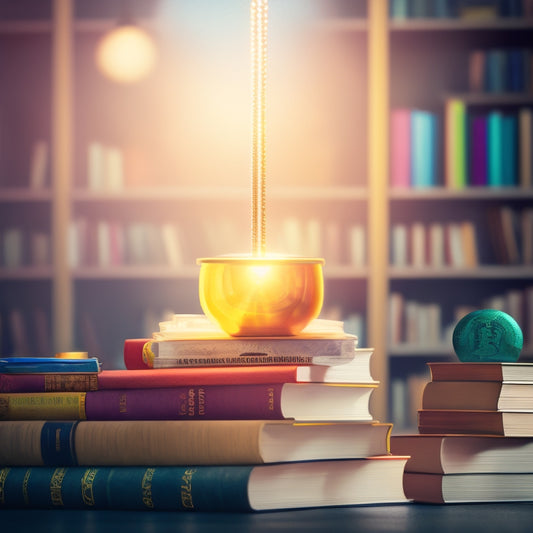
[447,223,464,268]
[105,146,124,191]
[161,223,184,267]
[428,222,445,268]
[348,224,366,267]
[391,223,408,267]
[305,217,322,258]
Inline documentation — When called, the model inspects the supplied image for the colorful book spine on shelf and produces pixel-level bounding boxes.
[0,383,376,422]
[390,108,411,187]
[390,108,438,188]
[445,99,467,189]
[470,115,488,186]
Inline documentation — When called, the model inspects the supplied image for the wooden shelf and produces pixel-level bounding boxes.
[390,187,533,201]
[71,186,368,202]
[389,265,533,279]
[0,188,52,202]
[0,266,53,280]
[389,17,533,31]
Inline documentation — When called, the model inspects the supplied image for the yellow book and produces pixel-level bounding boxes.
[0,392,86,421]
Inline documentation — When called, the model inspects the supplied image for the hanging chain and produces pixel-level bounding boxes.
[251,0,268,256]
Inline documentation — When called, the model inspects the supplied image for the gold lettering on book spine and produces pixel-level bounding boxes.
[50,468,67,506]
[81,468,98,506]
[0,467,11,504]
[141,468,155,509]
[23,469,31,505]
[181,468,197,509]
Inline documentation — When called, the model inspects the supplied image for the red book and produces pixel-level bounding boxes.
[0,348,374,392]
[390,108,411,188]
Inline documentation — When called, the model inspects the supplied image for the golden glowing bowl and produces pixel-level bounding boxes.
[197,256,325,336]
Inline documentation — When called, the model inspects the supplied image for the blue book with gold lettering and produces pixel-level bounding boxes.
[0,458,408,512]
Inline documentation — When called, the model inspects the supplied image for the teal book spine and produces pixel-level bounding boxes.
[502,114,518,186]
[0,465,253,512]
[488,111,503,186]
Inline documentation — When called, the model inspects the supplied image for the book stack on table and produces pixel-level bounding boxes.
[391,361,533,504]
[0,314,408,512]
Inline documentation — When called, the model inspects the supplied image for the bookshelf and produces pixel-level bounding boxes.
[1,0,532,424]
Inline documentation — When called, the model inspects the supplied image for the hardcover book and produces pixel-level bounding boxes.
[421,381,533,411]
[0,419,392,466]
[0,458,409,512]
[391,434,533,474]
[418,409,533,437]
[427,362,533,382]
[0,382,376,422]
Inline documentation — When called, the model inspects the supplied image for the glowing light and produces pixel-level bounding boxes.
[95,25,157,84]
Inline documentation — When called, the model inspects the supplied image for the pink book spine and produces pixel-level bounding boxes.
[84,384,285,420]
[390,108,411,188]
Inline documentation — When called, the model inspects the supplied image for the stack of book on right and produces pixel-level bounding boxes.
[391,361,533,504]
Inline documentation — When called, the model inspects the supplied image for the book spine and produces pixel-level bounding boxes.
[390,108,411,187]
[84,385,285,421]
[0,465,253,511]
[0,373,99,393]
[0,393,86,421]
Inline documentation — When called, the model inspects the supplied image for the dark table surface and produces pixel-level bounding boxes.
[2,503,533,533]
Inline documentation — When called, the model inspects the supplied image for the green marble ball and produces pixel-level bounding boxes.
[452,309,523,363]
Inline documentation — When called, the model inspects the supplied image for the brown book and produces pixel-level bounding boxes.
[418,410,533,437]
[421,381,533,411]
[427,362,533,383]
[391,434,533,474]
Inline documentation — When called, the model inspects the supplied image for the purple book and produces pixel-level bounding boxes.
[84,384,285,420]
[470,115,488,186]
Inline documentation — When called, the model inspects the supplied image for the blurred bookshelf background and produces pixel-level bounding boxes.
[0,0,532,427]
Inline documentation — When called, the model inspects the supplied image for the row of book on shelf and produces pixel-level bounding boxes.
[3,311,533,509]
[469,47,533,94]
[390,0,532,19]
[391,208,533,270]
[67,216,366,270]
[388,287,533,351]
[390,105,533,189]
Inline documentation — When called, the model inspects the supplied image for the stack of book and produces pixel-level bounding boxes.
[0,315,408,512]
[391,361,533,503]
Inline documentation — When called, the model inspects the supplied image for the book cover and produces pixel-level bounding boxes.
[502,113,518,186]
[411,110,436,188]
[0,383,376,422]
[0,419,392,466]
[0,458,408,512]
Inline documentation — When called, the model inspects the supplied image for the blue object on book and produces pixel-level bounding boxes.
[0,357,101,373]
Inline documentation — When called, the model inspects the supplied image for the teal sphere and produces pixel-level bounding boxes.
[452,309,523,362]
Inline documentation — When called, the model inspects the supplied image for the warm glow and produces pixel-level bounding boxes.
[197,257,324,336]
[95,25,157,83]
